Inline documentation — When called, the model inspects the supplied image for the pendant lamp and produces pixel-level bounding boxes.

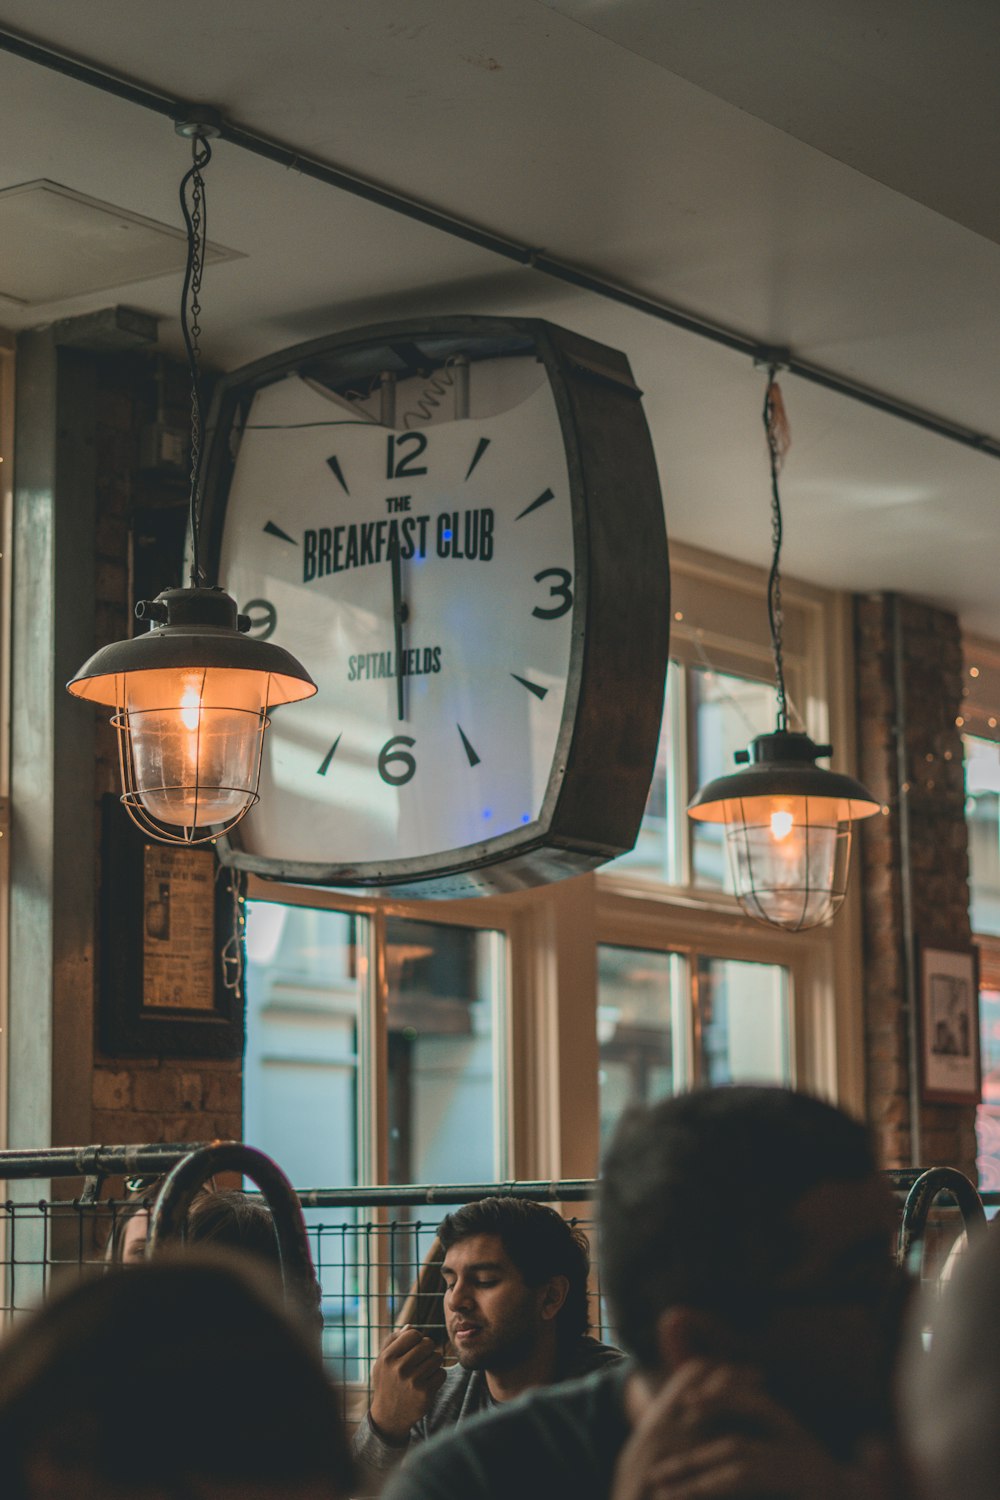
[687,367,878,930]
[67,112,316,844]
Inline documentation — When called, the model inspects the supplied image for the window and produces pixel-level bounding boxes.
[385,918,501,1185]
[243,895,507,1188]
[0,338,12,1155]
[959,642,1000,1188]
[977,978,1000,1190]
[597,946,683,1145]
[598,546,859,1124]
[965,734,1000,937]
[696,955,789,1085]
[614,662,778,891]
[239,544,859,1194]
[244,903,362,1189]
[597,942,791,1143]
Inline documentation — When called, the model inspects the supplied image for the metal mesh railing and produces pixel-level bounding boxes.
[0,1148,991,1410]
[0,1152,600,1416]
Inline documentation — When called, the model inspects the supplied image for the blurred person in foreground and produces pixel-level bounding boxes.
[354,1196,623,1492]
[900,1215,1000,1500]
[384,1086,908,1500]
[0,1255,354,1500]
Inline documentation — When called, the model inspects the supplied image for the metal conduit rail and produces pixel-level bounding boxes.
[1,23,1000,463]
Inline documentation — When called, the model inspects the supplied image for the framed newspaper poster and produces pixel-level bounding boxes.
[99,795,244,1057]
[920,944,982,1104]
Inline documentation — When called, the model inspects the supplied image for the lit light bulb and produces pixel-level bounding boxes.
[770,809,794,842]
[179,684,202,732]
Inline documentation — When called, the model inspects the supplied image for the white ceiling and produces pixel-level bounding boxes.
[1,1,999,633]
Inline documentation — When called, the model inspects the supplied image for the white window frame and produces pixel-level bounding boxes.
[597,542,866,1112]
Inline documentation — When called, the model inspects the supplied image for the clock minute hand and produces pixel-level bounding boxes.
[390,535,407,720]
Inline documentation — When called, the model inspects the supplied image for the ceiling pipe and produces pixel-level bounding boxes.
[1,24,999,462]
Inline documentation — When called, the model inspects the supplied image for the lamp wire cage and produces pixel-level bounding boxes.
[725,797,854,931]
[113,700,270,847]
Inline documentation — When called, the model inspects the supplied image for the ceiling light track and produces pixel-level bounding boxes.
[1,23,997,463]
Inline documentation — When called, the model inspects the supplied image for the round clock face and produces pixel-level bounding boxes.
[218,362,576,870]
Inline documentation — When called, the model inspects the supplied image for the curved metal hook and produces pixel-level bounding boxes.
[897,1165,987,1266]
[145,1142,320,1324]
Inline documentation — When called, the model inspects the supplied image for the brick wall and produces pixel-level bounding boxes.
[89,351,243,1148]
[855,593,978,1176]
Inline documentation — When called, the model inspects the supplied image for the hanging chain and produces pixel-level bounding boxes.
[763,367,792,732]
[179,133,212,587]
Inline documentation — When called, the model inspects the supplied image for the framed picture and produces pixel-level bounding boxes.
[920,944,982,1104]
[99,794,245,1058]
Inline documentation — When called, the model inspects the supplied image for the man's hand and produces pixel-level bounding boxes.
[614,1363,887,1500]
[369,1325,447,1444]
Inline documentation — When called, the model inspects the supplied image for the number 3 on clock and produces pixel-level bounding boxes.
[532,567,573,620]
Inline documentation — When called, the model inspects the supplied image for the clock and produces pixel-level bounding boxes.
[200,316,669,896]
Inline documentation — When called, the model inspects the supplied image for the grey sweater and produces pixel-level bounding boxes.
[352,1336,624,1495]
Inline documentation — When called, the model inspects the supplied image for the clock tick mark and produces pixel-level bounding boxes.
[263,520,297,544]
[511,673,548,700]
[464,437,491,481]
[317,735,342,776]
[516,487,555,521]
[326,454,350,494]
[457,724,481,767]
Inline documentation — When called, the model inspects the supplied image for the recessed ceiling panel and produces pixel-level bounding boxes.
[0,179,241,305]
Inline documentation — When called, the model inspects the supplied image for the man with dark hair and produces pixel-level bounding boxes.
[353,1196,622,1492]
[383,1087,904,1500]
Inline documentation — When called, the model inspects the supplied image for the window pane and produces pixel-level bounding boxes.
[243,902,365,1382]
[386,919,501,1184]
[691,668,777,891]
[597,945,684,1148]
[244,901,361,1188]
[696,956,790,1085]
[965,735,1000,936]
[977,985,1000,1190]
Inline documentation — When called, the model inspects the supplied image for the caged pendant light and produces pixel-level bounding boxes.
[687,365,879,930]
[67,111,316,844]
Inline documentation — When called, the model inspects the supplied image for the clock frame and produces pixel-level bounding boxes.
[200,315,669,897]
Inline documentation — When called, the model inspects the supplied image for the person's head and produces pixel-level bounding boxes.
[600,1086,899,1454]
[186,1188,282,1268]
[900,1225,1000,1500]
[109,1187,280,1272]
[105,1179,166,1265]
[0,1255,353,1500]
[435,1197,591,1371]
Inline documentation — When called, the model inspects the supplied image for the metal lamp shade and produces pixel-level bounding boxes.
[687,731,879,931]
[67,587,316,844]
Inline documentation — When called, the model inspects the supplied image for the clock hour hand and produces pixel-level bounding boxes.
[390,534,407,720]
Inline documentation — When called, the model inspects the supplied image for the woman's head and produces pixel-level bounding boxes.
[0,1255,353,1500]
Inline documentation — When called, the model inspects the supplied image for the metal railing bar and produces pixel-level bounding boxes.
[0,1143,211,1181]
[291,1180,598,1209]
